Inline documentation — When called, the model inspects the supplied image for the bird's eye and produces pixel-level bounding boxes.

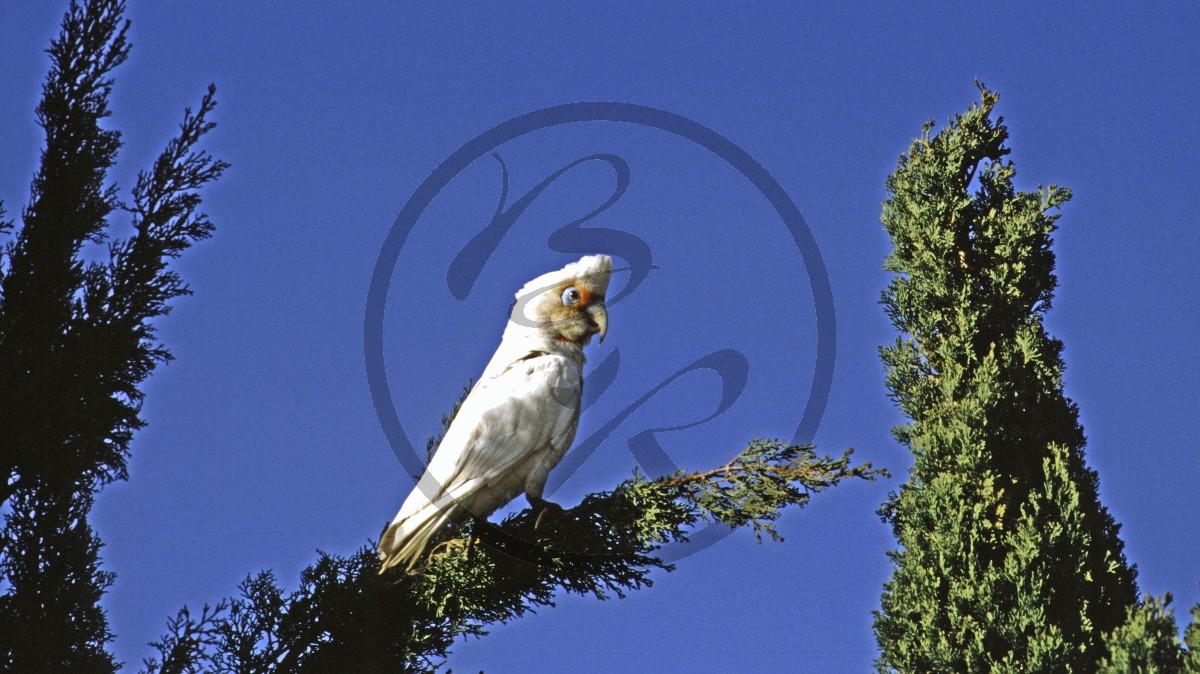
[561,286,581,306]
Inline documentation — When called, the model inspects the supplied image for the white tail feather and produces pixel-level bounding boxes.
[379,500,457,573]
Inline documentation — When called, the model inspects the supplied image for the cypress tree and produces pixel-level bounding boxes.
[1098,594,1200,674]
[873,85,1138,672]
[0,1,226,668]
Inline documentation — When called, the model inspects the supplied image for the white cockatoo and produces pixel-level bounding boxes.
[379,255,612,573]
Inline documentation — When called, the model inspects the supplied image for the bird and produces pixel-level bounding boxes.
[378,254,612,573]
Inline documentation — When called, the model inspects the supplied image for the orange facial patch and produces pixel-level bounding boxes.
[560,284,593,307]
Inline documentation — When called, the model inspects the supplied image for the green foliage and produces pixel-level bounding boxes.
[1189,603,1200,671]
[1097,594,1200,674]
[1187,605,1200,672]
[668,439,880,542]
[0,1,225,670]
[873,84,1138,673]
[143,438,884,673]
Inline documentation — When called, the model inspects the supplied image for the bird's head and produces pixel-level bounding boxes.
[511,255,612,347]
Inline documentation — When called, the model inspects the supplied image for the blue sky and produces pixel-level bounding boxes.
[2,3,1198,672]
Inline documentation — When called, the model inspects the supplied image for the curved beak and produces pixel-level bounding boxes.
[586,302,608,344]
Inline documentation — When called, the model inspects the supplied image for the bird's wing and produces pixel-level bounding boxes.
[390,352,581,526]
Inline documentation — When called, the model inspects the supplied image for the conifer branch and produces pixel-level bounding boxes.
[143,423,883,672]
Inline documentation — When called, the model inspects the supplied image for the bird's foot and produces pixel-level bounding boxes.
[426,537,468,564]
[528,497,564,530]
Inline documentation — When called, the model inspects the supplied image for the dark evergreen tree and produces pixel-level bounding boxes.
[0,486,116,673]
[0,0,226,669]
[873,85,1139,672]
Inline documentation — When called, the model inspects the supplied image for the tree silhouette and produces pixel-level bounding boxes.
[0,1,226,669]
